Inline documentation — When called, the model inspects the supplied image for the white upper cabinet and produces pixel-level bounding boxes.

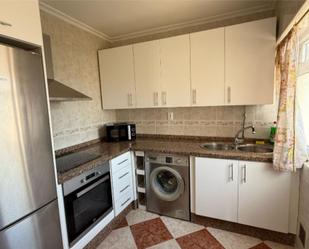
[0,0,43,46]
[159,35,191,107]
[190,28,225,106]
[98,45,136,109]
[133,41,161,108]
[225,17,276,105]
[98,18,276,109]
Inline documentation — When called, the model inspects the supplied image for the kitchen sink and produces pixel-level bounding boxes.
[200,142,235,151]
[236,144,273,153]
[201,142,273,154]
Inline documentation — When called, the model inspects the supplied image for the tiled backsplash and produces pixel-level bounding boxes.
[41,12,116,150]
[116,104,277,139]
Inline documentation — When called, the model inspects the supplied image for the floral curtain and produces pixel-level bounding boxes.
[273,25,308,171]
[273,29,298,171]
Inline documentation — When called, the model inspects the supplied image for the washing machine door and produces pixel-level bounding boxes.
[150,166,184,202]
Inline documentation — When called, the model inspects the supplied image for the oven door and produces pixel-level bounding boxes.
[64,173,113,245]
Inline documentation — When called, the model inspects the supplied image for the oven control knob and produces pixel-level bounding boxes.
[81,179,86,184]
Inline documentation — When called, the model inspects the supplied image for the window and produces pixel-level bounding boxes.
[297,39,309,148]
[301,40,309,64]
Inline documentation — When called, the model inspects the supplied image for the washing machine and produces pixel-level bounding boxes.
[145,153,190,221]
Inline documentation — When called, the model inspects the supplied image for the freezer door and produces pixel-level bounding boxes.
[0,200,63,249]
[0,44,57,230]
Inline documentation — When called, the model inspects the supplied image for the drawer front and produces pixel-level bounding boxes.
[115,187,133,216]
[113,165,133,201]
[111,152,131,174]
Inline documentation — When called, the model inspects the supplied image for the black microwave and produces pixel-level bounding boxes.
[106,123,136,142]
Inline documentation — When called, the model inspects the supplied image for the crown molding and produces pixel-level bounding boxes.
[40,2,275,43]
[39,2,112,42]
[111,4,275,42]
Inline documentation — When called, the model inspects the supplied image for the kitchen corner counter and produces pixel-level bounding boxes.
[56,136,273,184]
[57,142,131,184]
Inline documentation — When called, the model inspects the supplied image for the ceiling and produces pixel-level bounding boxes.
[40,0,276,41]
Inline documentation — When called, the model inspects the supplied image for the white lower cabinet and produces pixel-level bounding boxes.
[238,161,291,233]
[110,152,134,216]
[195,158,238,222]
[195,157,291,233]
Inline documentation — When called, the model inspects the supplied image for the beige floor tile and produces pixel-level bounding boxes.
[147,239,181,249]
[97,227,137,249]
[126,209,159,226]
[160,215,204,238]
[207,227,262,249]
[264,241,295,249]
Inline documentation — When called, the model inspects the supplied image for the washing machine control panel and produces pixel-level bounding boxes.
[147,154,188,166]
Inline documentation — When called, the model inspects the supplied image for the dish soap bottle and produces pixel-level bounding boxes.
[269,121,277,144]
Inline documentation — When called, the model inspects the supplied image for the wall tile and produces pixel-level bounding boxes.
[116,104,277,139]
[41,11,115,150]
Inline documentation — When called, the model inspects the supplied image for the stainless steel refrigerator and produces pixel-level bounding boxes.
[0,43,63,248]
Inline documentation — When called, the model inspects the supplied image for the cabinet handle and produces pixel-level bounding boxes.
[118,172,129,180]
[118,159,128,165]
[153,92,158,106]
[127,94,131,106]
[156,92,159,106]
[161,91,167,105]
[0,21,12,27]
[130,93,133,106]
[228,164,233,181]
[227,87,231,104]
[120,184,130,193]
[121,197,131,207]
[127,93,133,106]
[242,165,247,183]
[192,89,197,105]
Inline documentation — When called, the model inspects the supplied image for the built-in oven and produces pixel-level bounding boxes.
[63,162,113,246]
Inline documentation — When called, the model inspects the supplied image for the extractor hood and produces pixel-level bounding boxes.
[43,34,92,102]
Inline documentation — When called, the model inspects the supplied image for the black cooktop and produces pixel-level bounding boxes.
[56,151,101,173]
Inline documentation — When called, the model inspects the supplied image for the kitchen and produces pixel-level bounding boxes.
[1,1,309,249]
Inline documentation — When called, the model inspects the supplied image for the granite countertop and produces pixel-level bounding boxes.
[56,136,273,184]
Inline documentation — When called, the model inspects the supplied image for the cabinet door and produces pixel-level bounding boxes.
[225,17,276,105]
[0,0,42,46]
[134,41,161,108]
[195,157,238,222]
[160,35,191,107]
[238,161,291,233]
[190,28,225,106]
[99,45,135,109]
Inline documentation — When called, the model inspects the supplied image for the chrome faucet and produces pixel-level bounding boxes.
[234,110,256,145]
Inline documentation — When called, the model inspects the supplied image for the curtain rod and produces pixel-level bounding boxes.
[276,1,309,46]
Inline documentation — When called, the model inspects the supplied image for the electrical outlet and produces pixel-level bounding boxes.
[168,112,174,121]
[299,223,306,248]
